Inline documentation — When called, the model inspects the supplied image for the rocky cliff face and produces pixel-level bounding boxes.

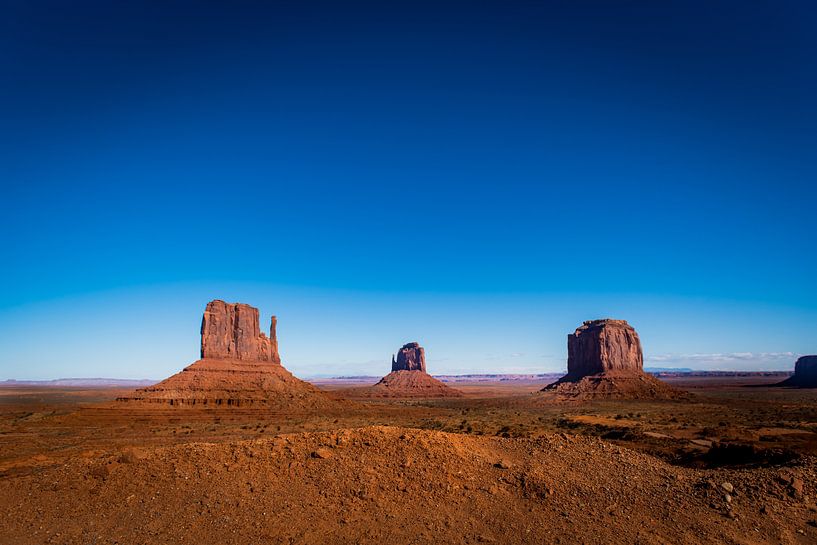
[200,300,280,363]
[566,319,643,378]
[779,355,817,387]
[392,342,426,372]
[793,356,817,383]
[541,318,682,399]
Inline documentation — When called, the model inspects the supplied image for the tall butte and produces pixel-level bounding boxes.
[541,319,682,400]
[200,300,280,363]
[361,342,462,398]
[119,300,333,408]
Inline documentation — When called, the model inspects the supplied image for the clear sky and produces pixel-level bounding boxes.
[2,1,815,379]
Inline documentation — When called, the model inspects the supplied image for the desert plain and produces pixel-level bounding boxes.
[1,373,817,544]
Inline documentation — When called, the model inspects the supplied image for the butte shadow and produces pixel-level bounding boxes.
[117,300,340,409]
[345,342,463,398]
[535,319,685,401]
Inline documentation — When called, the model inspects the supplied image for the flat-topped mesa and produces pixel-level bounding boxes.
[200,300,281,363]
[392,342,426,372]
[566,318,643,379]
[794,356,817,383]
[541,318,683,400]
[779,355,817,387]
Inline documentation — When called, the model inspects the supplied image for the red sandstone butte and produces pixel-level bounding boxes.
[354,342,462,398]
[391,342,426,372]
[565,319,643,378]
[542,319,682,400]
[201,300,280,363]
[118,300,334,408]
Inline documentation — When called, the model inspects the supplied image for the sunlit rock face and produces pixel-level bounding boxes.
[565,319,643,379]
[200,300,280,363]
[391,342,426,372]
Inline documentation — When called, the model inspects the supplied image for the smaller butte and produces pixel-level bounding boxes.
[540,319,683,400]
[776,355,817,388]
[356,342,462,398]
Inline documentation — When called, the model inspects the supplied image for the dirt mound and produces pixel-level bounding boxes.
[2,426,814,544]
[540,371,688,401]
[118,359,337,409]
[351,370,463,398]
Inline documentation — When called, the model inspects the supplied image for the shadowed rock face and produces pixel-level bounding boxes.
[779,355,817,387]
[391,342,426,372]
[566,319,643,378]
[200,300,280,363]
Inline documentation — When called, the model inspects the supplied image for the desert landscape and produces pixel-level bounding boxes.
[1,301,816,544]
[4,2,816,544]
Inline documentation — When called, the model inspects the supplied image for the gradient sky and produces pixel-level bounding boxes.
[2,1,815,379]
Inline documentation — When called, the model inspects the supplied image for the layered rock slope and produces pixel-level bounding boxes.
[777,355,817,388]
[541,319,682,400]
[119,300,333,408]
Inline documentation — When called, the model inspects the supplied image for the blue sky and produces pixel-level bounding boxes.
[1,1,815,379]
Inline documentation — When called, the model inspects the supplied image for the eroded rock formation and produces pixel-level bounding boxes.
[200,300,280,363]
[778,355,817,388]
[119,300,335,408]
[392,342,426,372]
[350,341,461,398]
[566,319,643,379]
[542,318,682,400]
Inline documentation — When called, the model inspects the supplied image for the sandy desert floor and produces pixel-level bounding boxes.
[2,376,817,544]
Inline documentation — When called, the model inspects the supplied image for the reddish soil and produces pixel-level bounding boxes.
[2,376,817,544]
[3,426,816,544]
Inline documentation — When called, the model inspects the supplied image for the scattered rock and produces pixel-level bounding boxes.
[790,478,805,499]
[312,448,333,459]
[721,482,734,494]
[117,450,138,464]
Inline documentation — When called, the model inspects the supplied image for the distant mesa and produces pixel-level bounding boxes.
[355,341,462,398]
[541,319,684,400]
[776,355,817,388]
[118,300,335,408]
